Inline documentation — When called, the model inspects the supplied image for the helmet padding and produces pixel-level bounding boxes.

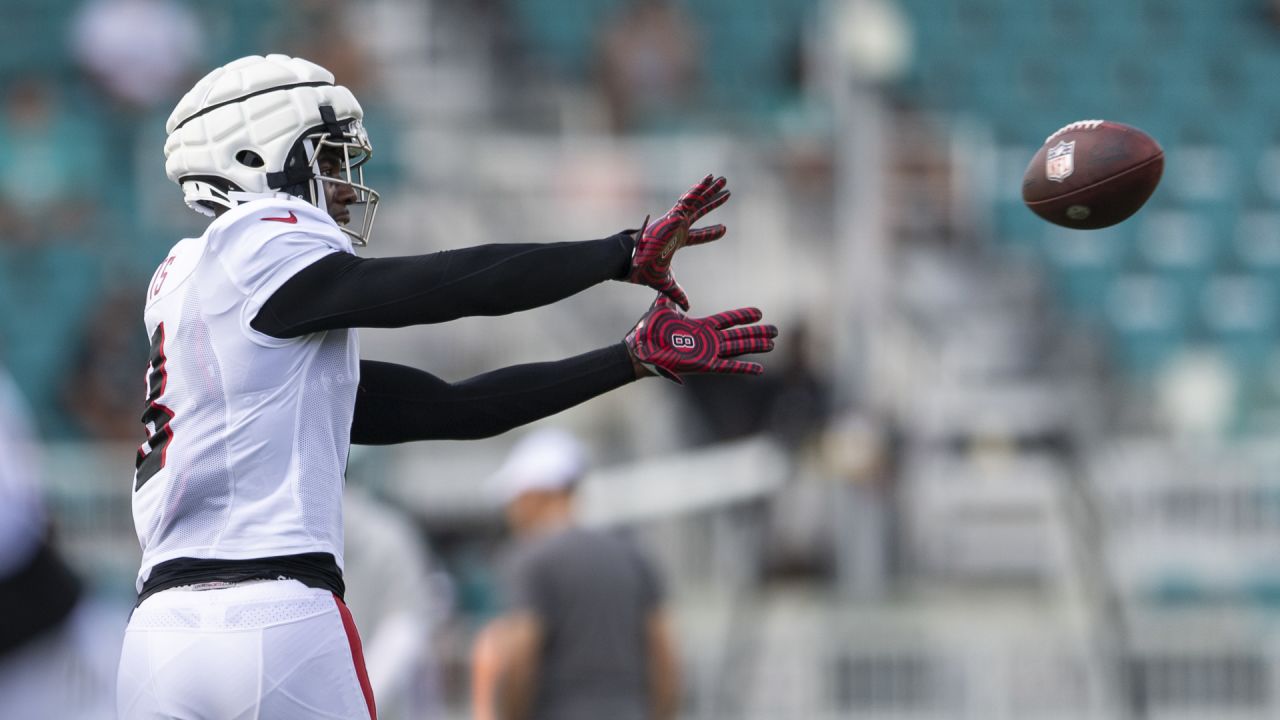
[164,54,379,245]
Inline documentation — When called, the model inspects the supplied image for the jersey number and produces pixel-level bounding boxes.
[149,256,176,299]
[135,323,175,491]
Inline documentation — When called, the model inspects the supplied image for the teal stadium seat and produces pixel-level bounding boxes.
[1131,207,1223,315]
[1233,210,1280,277]
[1042,224,1131,326]
[993,200,1048,259]
[0,1,75,78]
[508,0,817,123]
[219,0,288,61]
[1199,274,1279,375]
[1243,571,1280,609]
[510,0,623,78]
[701,10,792,115]
[1104,274,1188,376]
[703,0,821,114]
[0,246,102,436]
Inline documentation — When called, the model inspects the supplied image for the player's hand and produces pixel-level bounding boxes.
[625,295,778,384]
[625,174,730,310]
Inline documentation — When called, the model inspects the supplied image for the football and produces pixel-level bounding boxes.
[1021,120,1164,230]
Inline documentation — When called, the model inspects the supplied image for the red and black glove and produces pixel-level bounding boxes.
[626,175,730,310]
[625,295,778,384]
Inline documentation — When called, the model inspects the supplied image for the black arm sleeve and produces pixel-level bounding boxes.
[252,233,635,338]
[351,344,637,444]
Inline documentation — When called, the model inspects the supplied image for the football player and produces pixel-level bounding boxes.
[116,55,777,720]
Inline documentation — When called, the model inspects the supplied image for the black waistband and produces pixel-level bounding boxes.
[138,552,345,607]
[0,538,82,657]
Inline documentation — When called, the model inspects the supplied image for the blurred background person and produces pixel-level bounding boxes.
[0,77,107,433]
[680,315,832,447]
[61,287,148,441]
[595,0,701,134]
[0,78,105,247]
[343,480,450,720]
[0,365,115,719]
[476,428,679,720]
[71,0,203,114]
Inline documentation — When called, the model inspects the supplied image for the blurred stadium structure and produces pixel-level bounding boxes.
[12,0,1280,718]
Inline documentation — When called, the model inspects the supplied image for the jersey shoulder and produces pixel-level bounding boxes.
[206,196,352,258]
[144,236,205,310]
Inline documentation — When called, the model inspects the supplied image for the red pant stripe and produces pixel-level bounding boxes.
[333,594,377,720]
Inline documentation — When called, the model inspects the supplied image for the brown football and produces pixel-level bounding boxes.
[1021,120,1164,230]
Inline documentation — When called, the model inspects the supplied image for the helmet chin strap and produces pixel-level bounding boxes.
[265,135,319,201]
[261,107,354,215]
[318,105,347,139]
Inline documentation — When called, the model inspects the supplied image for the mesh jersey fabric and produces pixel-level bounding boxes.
[132,196,357,593]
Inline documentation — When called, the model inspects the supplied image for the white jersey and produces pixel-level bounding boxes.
[133,196,359,592]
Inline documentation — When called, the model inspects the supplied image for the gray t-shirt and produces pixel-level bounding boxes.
[503,526,663,720]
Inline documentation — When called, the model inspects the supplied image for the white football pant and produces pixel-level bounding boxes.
[117,579,375,719]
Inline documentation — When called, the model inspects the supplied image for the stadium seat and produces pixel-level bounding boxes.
[508,0,623,78]
[1199,274,1279,375]
[1147,572,1215,606]
[1104,274,1189,376]
[1042,224,1130,326]
[0,3,74,77]
[0,245,101,436]
[992,200,1047,259]
[1131,208,1224,315]
[1231,210,1280,275]
[1160,143,1238,204]
[1243,572,1280,608]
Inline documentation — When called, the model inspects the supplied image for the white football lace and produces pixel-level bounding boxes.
[1046,119,1105,143]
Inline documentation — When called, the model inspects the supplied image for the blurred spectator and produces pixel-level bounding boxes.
[681,373,779,443]
[821,412,902,599]
[830,0,913,87]
[343,484,448,720]
[62,287,147,441]
[764,318,832,449]
[273,1,406,187]
[278,0,374,96]
[0,242,103,438]
[0,366,114,718]
[1269,0,1280,29]
[70,0,203,113]
[1156,349,1238,439]
[472,622,502,720]
[595,0,701,133]
[475,429,680,720]
[683,316,831,447]
[0,80,105,246]
[71,0,203,241]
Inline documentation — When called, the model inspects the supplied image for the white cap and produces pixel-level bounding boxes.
[491,428,588,503]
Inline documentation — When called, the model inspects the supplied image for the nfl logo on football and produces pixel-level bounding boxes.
[1046,140,1075,182]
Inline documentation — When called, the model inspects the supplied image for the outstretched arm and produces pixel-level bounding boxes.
[351,295,778,443]
[351,347,639,444]
[254,233,635,337]
[254,174,731,337]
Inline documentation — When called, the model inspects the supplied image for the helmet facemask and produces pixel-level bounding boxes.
[269,108,380,246]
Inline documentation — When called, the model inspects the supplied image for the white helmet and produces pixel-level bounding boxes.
[164,54,380,245]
